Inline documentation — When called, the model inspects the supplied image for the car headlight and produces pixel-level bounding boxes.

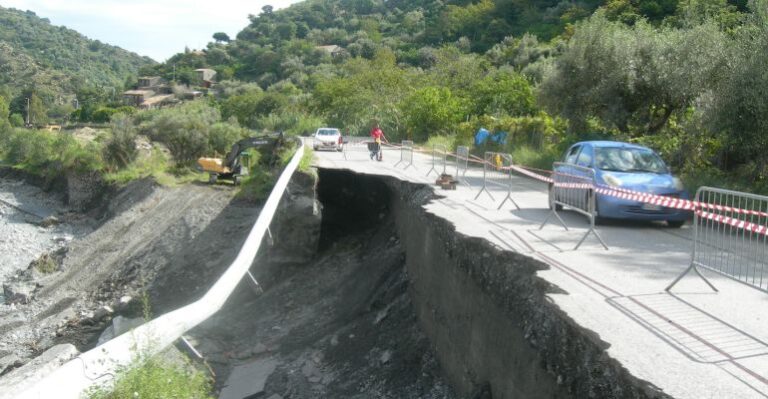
[603,174,623,187]
[673,177,684,191]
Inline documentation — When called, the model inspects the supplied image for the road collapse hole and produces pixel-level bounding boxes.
[316,169,391,251]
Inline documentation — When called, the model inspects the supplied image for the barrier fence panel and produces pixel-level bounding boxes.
[394,140,415,170]
[495,154,521,211]
[667,187,768,293]
[341,136,371,160]
[426,144,448,177]
[539,162,608,250]
[455,146,471,187]
[474,151,496,201]
[473,152,520,211]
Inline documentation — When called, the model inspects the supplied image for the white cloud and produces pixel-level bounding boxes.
[0,0,303,61]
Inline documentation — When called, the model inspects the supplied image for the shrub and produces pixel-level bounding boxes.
[84,357,213,399]
[136,102,248,166]
[103,145,170,185]
[3,129,103,177]
[424,135,454,151]
[104,115,138,169]
[9,113,24,127]
[208,122,248,156]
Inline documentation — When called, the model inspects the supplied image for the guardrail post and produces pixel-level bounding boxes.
[497,153,521,211]
[474,151,495,201]
[540,163,608,250]
[455,146,471,187]
[575,189,609,250]
[394,140,409,168]
[426,144,448,177]
[395,140,415,170]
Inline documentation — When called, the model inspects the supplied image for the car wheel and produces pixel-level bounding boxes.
[208,174,218,184]
[548,184,562,211]
[313,146,319,151]
[667,220,685,228]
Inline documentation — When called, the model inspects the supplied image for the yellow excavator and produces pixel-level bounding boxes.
[197,132,284,185]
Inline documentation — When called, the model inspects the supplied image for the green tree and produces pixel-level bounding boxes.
[0,96,11,147]
[29,93,47,126]
[399,86,466,141]
[468,70,536,117]
[213,32,231,43]
[704,0,768,177]
[9,113,24,127]
[539,12,728,136]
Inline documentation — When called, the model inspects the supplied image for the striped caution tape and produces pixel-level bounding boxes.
[507,164,554,183]
[696,210,768,236]
[352,145,768,226]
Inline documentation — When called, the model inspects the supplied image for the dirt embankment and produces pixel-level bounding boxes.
[0,175,259,374]
[187,169,455,399]
[1,167,456,399]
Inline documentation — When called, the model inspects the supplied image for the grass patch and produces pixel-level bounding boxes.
[424,135,454,152]
[237,168,276,202]
[103,146,206,187]
[83,356,213,399]
[299,146,314,172]
[32,253,57,274]
[510,145,559,170]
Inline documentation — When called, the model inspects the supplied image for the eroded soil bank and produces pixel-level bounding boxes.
[187,169,455,398]
[2,165,667,399]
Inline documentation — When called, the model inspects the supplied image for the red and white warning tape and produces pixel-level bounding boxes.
[697,210,768,236]
[346,144,768,231]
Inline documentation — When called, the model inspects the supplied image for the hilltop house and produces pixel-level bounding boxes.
[123,76,174,109]
[316,45,346,57]
[195,68,217,88]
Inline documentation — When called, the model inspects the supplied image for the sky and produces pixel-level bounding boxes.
[1,0,303,61]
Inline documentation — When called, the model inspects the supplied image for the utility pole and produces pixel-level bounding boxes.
[173,64,176,82]
[25,97,30,127]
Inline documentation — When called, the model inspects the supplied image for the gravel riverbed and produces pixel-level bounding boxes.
[0,178,90,295]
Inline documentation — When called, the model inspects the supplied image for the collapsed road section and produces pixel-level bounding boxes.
[2,160,681,398]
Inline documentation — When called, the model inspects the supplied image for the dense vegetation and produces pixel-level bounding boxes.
[2,0,768,193]
[0,6,153,124]
[135,0,759,190]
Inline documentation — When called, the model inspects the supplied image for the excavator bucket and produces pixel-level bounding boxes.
[197,157,230,174]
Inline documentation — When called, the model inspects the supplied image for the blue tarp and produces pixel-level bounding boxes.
[491,131,508,145]
[474,128,507,146]
[474,128,490,146]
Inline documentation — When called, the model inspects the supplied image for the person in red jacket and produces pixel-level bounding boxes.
[369,123,388,161]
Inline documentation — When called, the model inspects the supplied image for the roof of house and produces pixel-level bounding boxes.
[194,68,216,73]
[316,45,344,53]
[141,94,174,106]
[123,90,154,96]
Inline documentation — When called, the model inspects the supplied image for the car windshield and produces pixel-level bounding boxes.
[317,129,339,136]
[594,147,668,174]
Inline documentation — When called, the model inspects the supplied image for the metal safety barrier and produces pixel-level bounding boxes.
[340,136,378,161]
[473,152,521,211]
[540,162,608,250]
[667,187,768,293]
[426,144,448,177]
[454,146,471,186]
[5,142,307,399]
[393,140,415,170]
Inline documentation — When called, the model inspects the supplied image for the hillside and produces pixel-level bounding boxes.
[0,6,154,115]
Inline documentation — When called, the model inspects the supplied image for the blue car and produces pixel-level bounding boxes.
[550,141,690,227]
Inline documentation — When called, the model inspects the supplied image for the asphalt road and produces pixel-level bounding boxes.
[315,142,768,399]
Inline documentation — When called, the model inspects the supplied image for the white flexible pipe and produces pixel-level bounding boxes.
[3,143,305,399]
